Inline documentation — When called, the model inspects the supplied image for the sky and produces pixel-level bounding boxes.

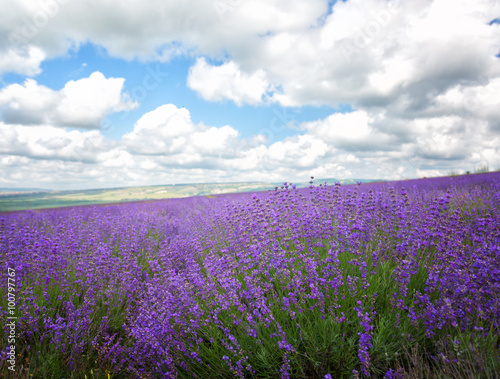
[0,0,499,190]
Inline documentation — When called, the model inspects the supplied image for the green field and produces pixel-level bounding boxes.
[0,183,267,212]
[0,179,382,212]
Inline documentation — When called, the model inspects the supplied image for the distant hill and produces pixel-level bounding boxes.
[0,188,51,193]
[0,178,383,212]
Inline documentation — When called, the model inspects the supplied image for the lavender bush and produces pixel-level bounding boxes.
[1,173,499,378]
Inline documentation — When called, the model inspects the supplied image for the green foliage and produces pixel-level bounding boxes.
[474,164,490,174]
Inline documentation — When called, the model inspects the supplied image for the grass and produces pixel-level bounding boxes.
[474,164,490,174]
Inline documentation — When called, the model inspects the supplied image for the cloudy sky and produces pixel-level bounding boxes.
[0,0,499,190]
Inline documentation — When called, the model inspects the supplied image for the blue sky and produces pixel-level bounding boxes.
[22,43,342,142]
[0,0,499,190]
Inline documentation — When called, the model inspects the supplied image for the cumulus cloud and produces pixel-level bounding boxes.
[185,0,500,117]
[0,122,111,163]
[187,58,271,105]
[2,0,499,113]
[0,104,245,188]
[0,46,46,76]
[1,101,499,189]
[0,72,137,128]
[0,104,366,188]
[1,0,327,64]
[429,78,500,130]
[1,0,499,102]
[1,0,500,188]
[303,111,399,152]
[123,104,239,158]
[267,135,328,168]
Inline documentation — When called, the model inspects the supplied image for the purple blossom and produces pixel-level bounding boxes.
[1,172,499,376]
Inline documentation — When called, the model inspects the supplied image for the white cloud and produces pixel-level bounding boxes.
[267,135,328,168]
[0,46,46,76]
[54,72,136,127]
[0,122,110,163]
[187,58,271,105]
[303,111,397,152]
[1,102,500,190]
[122,104,241,172]
[2,0,499,112]
[1,0,327,62]
[1,0,500,188]
[191,125,240,152]
[430,78,500,129]
[0,72,137,128]
[184,0,500,111]
[123,104,197,155]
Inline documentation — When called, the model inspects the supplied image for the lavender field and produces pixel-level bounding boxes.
[1,173,500,378]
